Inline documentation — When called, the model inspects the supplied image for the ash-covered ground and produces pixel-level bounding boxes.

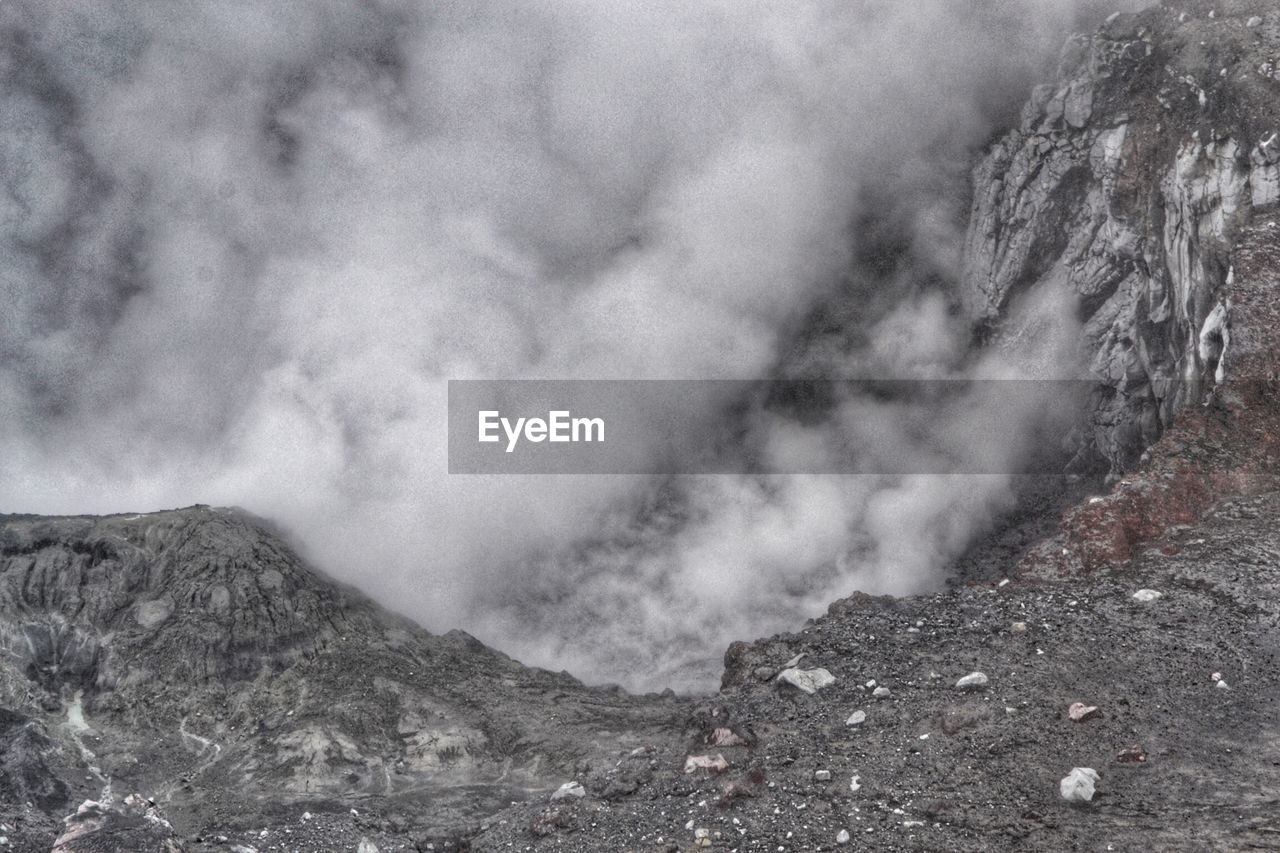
[468,488,1280,852]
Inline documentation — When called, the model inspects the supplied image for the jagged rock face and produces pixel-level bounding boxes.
[0,508,687,850]
[963,0,1280,475]
[0,511,365,695]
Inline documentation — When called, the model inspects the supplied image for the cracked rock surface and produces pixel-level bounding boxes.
[963,0,1280,476]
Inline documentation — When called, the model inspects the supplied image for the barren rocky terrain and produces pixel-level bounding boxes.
[1,0,1278,851]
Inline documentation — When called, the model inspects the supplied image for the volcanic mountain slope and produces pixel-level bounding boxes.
[966,0,1280,480]
[4,1,1280,852]
[0,508,688,851]
[470,492,1280,853]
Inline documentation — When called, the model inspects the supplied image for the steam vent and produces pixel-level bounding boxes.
[3,1,1280,850]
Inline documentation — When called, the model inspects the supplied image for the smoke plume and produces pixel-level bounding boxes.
[1,0,1137,691]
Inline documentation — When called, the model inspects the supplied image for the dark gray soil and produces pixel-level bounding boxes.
[469,490,1280,852]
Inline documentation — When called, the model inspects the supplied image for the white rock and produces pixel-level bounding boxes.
[711,727,743,747]
[684,754,729,774]
[1216,679,1230,690]
[1059,767,1101,802]
[815,770,832,781]
[776,667,836,695]
[872,686,891,699]
[551,781,586,801]
[1068,702,1100,722]
[357,840,380,853]
[955,672,989,691]
[846,710,867,726]
[836,828,851,845]
[1011,621,1027,633]
[1132,589,1163,602]
[849,775,861,792]
[1247,16,1263,28]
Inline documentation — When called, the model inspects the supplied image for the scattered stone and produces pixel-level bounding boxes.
[1133,589,1163,602]
[776,667,836,694]
[846,710,867,726]
[694,827,711,848]
[849,775,862,792]
[955,672,989,691]
[1011,621,1027,633]
[684,754,729,774]
[784,653,805,668]
[1247,16,1263,28]
[1059,767,1100,803]
[814,770,832,782]
[357,840,380,853]
[530,807,572,837]
[752,666,775,682]
[1215,679,1230,690]
[836,828,851,845]
[1068,702,1100,722]
[711,727,743,747]
[865,679,877,689]
[550,781,585,801]
[872,686,891,699]
[1116,745,1147,763]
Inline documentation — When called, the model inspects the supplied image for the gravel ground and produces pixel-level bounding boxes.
[468,490,1280,852]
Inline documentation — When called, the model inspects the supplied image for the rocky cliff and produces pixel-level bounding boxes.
[964,0,1279,476]
[0,508,686,851]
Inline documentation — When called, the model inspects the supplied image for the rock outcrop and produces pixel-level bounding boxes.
[964,0,1280,476]
[0,508,687,850]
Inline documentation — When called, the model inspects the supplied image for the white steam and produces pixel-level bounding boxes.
[1,0,1132,691]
